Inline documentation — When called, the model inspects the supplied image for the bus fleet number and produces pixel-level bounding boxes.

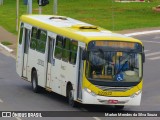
[98,91,112,96]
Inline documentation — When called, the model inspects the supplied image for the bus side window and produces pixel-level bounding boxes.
[36,30,47,53]
[70,40,78,65]
[19,23,24,45]
[55,35,63,59]
[62,37,70,62]
[30,27,37,50]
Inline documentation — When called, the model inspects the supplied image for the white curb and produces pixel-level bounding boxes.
[124,30,160,37]
[0,43,13,53]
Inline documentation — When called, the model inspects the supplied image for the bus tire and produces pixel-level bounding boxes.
[31,70,40,93]
[67,85,77,107]
[114,105,124,110]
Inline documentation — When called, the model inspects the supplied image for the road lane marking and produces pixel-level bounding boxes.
[148,56,160,60]
[124,30,160,37]
[0,98,3,103]
[153,36,160,40]
[79,108,88,111]
[93,117,101,120]
[145,52,160,57]
[15,117,22,120]
[144,50,149,52]
[141,40,160,44]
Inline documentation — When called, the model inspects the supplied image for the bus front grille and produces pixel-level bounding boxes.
[95,85,132,92]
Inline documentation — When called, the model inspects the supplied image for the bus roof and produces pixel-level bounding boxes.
[20,15,142,44]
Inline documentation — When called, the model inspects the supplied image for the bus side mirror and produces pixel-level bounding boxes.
[82,50,89,60]
[142,52,145,63]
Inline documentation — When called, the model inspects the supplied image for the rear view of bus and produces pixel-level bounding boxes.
[82,40,145,109]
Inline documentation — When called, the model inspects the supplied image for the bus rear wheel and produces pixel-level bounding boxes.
[31,70,40,93]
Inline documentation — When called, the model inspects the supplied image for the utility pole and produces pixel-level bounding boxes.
[53,0,58,15]
[0,0,3,5]
[39,6,42,14]
[38,0,49,14]
[38,0,42,14]
[112,0,115,30]
[16,0,19,31]
[28,0,32,14]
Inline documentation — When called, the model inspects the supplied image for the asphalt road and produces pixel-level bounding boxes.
[0,33,160,120]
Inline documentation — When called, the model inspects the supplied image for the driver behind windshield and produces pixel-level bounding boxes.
[89,49,105,75]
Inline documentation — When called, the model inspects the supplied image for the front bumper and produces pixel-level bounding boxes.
[82,89,141,106]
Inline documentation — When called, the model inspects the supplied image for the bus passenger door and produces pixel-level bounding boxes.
[46,37,55,88]
[22,28,30,77]
[16,23,24,77]
[77,47,84,100]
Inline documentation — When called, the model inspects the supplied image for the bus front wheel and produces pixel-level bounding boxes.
[114,105,124,110]
[31,70,40,93]
[67,85,77,107]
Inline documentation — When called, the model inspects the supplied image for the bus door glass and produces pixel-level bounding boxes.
[23,28,31,77]
[46,37,55,88]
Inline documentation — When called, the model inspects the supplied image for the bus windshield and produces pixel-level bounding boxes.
[86,41,143,87]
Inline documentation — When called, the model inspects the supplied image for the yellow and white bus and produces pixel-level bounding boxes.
[16,15,145,109]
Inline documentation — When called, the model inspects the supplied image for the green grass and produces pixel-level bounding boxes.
[1,41,13,46]
[0,0,160,34]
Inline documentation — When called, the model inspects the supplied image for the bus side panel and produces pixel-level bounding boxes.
[50,57,79,97]
[27,49,47,87]
[27,49,37,82]
[51,59,62,95]
[36,52,47,87]
[61,61,78,97]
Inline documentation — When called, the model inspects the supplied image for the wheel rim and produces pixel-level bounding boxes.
[32,77,36,89]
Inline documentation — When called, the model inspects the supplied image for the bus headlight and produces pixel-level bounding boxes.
[130,90,142,98]
[84,88,96,96]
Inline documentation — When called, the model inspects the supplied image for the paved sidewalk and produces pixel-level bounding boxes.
[0,27,17,56]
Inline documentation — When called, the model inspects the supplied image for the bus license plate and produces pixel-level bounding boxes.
[108,100,118,104]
